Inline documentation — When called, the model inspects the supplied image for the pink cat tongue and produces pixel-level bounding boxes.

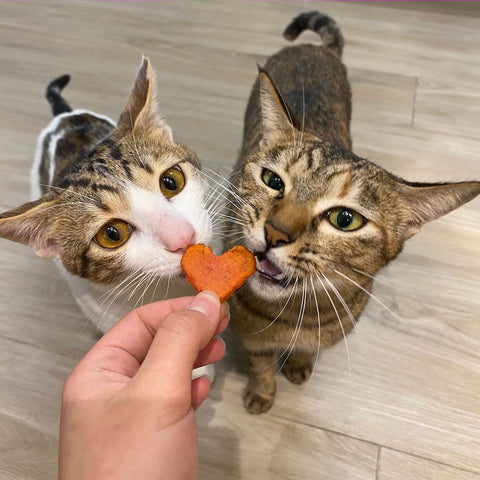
[257,257,282,278]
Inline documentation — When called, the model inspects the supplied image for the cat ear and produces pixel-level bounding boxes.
[0,195,62,258]
[117,56,173,142]
[396,180,480,240]
[258,70,297,149]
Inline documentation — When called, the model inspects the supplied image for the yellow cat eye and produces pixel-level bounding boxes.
[160,166,185,198]
[262,168,285,194]
[95,220,132,249]
[328,207,365,232]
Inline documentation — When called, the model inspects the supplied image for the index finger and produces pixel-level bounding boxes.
[89,296,195,367]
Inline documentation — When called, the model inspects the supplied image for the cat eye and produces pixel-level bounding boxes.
[328,207,365,232]
[262,168,285,194]
[160,166,185,198]
[95,220,132,249]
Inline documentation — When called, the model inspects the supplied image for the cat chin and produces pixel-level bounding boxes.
[247,271,293,301]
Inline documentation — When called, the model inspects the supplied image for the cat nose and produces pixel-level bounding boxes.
[265,221,291,248]
[161,222,195,253]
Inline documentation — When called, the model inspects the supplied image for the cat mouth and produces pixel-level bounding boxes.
[255,251,284,283]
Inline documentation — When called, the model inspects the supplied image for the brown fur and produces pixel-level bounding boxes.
[225,12,480,414]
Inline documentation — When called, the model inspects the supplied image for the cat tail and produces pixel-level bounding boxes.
[45,75,72,116]
[283,11,344,57]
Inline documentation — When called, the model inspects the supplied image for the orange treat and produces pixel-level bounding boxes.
[181,244,256,302]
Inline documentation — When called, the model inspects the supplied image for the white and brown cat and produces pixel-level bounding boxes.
[224,12,480,414]
[0,58,212,346]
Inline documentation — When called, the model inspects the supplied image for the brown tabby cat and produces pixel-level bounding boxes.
[225,12,480,414]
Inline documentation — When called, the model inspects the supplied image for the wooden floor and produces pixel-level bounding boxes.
[1,2,479,479]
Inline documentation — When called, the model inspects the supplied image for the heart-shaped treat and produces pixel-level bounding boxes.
[181,244,256,302]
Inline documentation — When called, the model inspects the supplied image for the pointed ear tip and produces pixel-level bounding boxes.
[138,56,154,79]
[140,55,151,66]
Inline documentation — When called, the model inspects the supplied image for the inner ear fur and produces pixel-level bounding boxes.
[117,56,173,142]
[396,179,480,240]
[0,194,63,258]
[258,70,299,148]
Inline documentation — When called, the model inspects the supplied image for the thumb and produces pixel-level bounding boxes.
[131,291,222,396]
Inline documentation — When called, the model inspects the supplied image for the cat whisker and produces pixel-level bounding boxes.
[210,212,247,227]
[316,272,351,369]
[99,268,142,303]
[333,269,401,321]
[36,182,97,203]
[306,275,321,388]
[320,272,359,335]
[102,275,145,314]
[151,275,162,304]
[206,182,248,216]
[217,230,246,240]
[207,189,245,218]
[203,167,254,210]
[204,180,226,213]
[100,269,145,314]
[305,251,393,288]
[162,274,172,300]
[138,271,158,307]
[276,278,307,374]
[204,167,247,199]
[23,201,91,215]
[210,220,246,235]
[352,267,375,279]
[128,272,152,306]
[251,276,299,335]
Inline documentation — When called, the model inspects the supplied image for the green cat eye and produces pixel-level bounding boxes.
[95,220,132,249]
[262,168,285,194]
[328,207,365,232]
[160,166,185,198]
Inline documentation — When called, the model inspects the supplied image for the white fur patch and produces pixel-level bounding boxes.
[123,179,212,278]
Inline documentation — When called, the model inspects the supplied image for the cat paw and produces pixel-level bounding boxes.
[282,362,312,384]
[243,390,274,414]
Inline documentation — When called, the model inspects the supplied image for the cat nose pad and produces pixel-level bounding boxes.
[163,227,196,254]
[264,222,290,249]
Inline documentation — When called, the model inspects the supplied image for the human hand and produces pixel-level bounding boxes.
[58,291,228,480]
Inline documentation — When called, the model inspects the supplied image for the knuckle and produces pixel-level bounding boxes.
[161,309,204,337]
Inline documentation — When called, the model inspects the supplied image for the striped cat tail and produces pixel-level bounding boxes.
[283,11,344,57]
[45,74,72,116]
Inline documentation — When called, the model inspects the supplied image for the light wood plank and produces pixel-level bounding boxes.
[197,390,378,480]
[349,69,416,128]
[414,79,480,140]
[0,414,57,480]
[378,448,480,480]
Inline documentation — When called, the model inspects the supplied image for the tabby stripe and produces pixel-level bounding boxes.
[121,161,133,180]
[70,177,91,188]
[92,183,119,194]
[245,349,278,357]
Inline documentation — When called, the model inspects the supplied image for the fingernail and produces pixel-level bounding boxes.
[215,336,227,352]
[188,291,221,318]
[220,302,230,320]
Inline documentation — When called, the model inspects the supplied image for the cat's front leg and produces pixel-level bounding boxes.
[281,351,313,385]
[244,351,277,414]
